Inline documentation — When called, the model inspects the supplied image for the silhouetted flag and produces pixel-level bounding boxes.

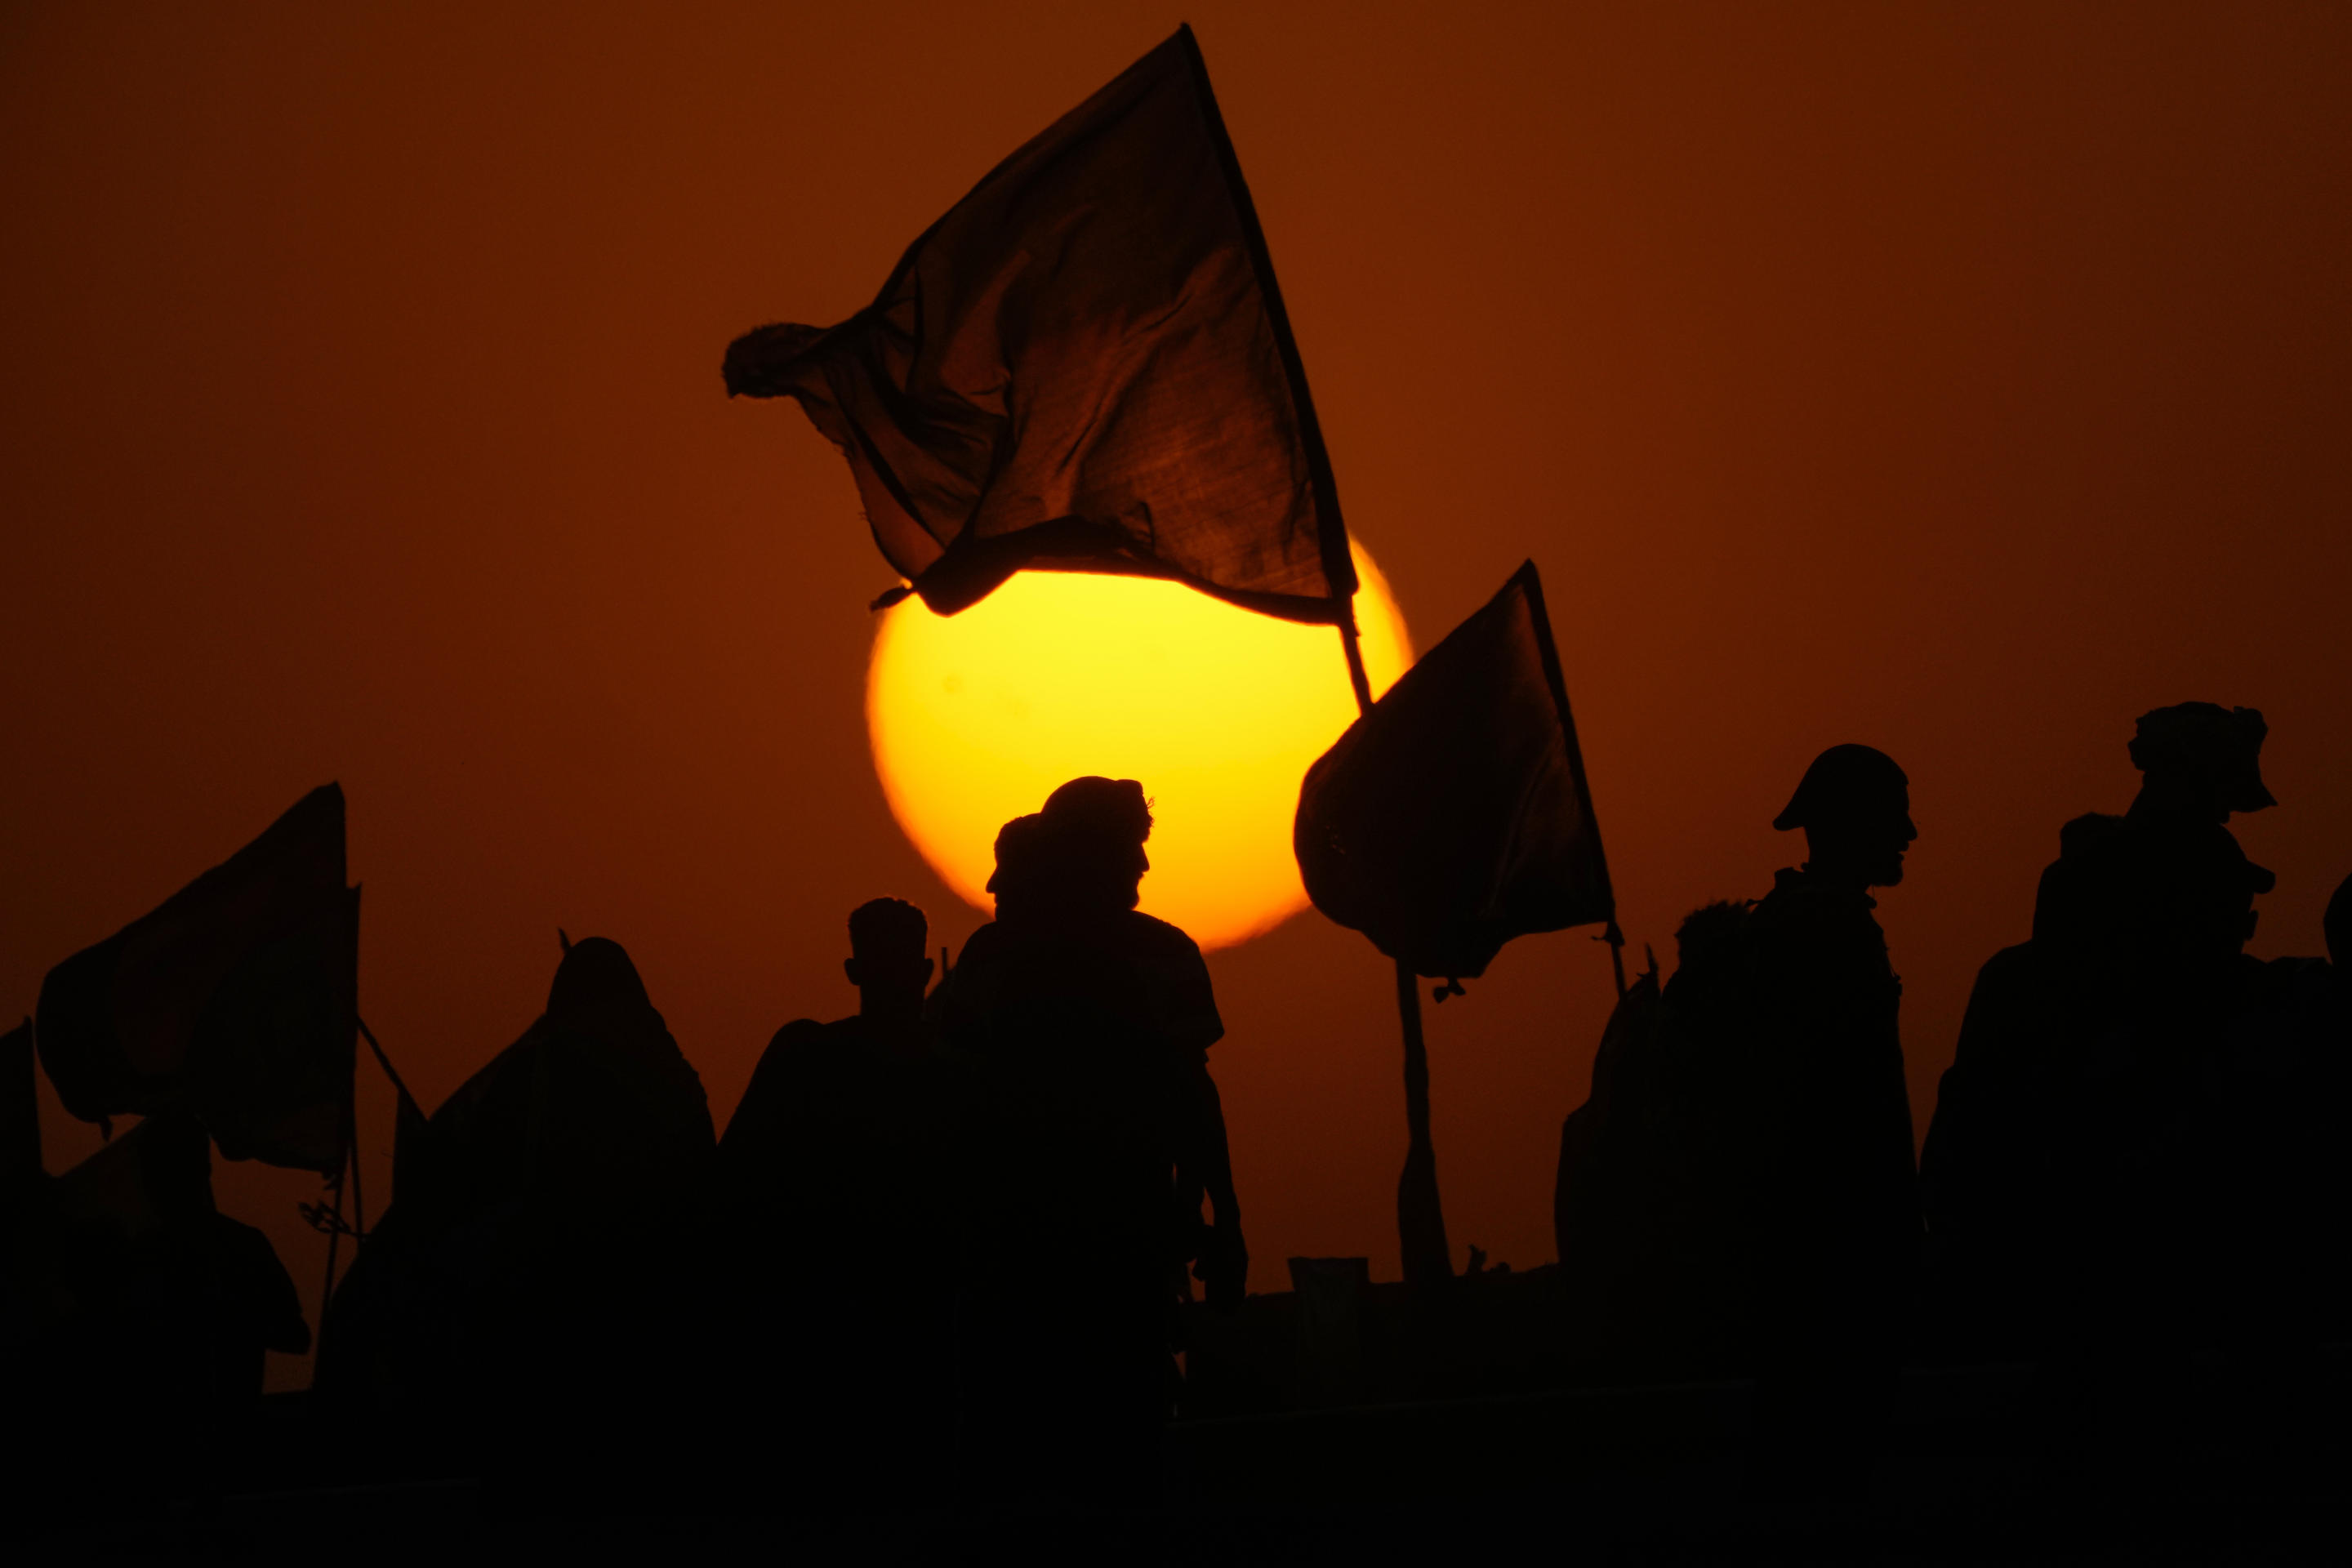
[723,25,1356,623]
[35,786,358,1174]
[1295,563,1615,980]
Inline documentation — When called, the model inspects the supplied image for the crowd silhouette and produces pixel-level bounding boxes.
[1556,702,2349,1522]
[10,712,2350,1531]
[322,775,1239,1513]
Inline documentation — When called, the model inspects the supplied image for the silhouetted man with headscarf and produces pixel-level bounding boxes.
[721,898,956,1500]
[1740,743,1921,1521]
[939,777,1243,1510]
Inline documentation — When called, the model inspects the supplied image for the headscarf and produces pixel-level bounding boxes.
[2127,703,2274,816]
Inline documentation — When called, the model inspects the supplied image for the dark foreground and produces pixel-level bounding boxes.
[19,1341,2348,1566]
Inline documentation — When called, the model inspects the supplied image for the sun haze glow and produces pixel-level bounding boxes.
[867,545,1411,950]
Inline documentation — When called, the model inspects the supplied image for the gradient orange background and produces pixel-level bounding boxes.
[7,3,2349,1391]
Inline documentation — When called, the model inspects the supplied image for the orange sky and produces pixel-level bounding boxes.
[7,3,2350,1390]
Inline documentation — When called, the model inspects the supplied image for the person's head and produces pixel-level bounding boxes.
[1039,776,1153,911]
[986,813,1049,920]
[547,935,653,1022]
[1774,744,1916,889]
[2147,822,2271,967]
[2323,872,2352,969]
[2127,702,2274,823]
[846,897,931,1016]
[545,934,668,1049]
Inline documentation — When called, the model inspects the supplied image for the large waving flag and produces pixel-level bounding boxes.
[35,786,359,1174]
[724,25,1356,623]
[1294,563,1617,982]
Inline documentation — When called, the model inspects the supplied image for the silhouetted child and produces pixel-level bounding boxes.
[720,898,956,1503]
[938,777,1242,1512]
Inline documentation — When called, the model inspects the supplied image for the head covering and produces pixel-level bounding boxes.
[1773,744,1909,832]
[1027,777,1154,911]
[2127,702,2274,814]
[534,935,704,1115]
[1040,776,1153,848]
[546,936,654,1022]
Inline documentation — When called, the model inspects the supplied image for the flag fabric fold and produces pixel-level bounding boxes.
[1294,562,1615,981]
[724,24,1356,622]
[34,786,359,1174]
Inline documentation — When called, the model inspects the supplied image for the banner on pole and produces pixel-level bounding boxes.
[1295,562,1615,981]
[35,786,359,1174]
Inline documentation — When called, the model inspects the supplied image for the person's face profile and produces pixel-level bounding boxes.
[1872,791,1918,887]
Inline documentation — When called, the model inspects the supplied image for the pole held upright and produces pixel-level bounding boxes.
[1338,612,1452,1285]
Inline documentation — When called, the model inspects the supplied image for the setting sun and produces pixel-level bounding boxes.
[867,546,1412,949]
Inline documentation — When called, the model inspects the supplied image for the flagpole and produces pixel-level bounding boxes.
[356,1016,414,1108]
[1186,25,1452,1284]
[1338,612,1453,1285]
[316,1155,345,1369]
[347,1115,364,1245]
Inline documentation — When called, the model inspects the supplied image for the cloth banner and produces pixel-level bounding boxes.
[35,786,358,1174]
[1295,562,1615,980]
[724,24,1356,622]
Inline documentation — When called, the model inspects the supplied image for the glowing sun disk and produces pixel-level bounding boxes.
[866,546,1410,949]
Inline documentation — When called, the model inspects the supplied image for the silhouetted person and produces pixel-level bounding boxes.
[122,1112,311,1410]
[1924,704,2278,1360]
[939,777,1242,1511]
[1552,960,1661,1339]
[2034,702,2274,962]
[323,936,717,1481]
[27,1111,308,1518]
[720,898,956,1502]
[1740,744,1921,1522]
[1554,901,1760,1375]
[1646,898,1772,1367]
